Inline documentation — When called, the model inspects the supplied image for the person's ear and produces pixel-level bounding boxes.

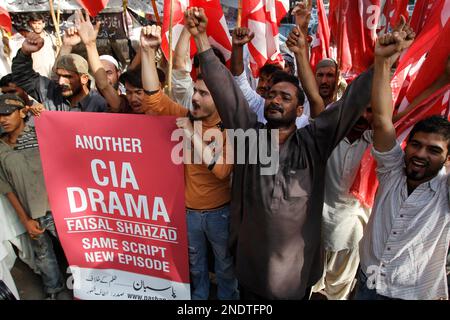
[296,105,304,117]
[80,74,89,86]
[19,108,28,119]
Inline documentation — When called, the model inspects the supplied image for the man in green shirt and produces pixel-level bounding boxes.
[0,94,64,299]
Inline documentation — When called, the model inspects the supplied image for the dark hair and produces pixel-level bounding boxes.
[282,53,296,76]
[119,68,143,89]
[270,71,305,105]
[28,13,45,22]
[408,115,450,150]
[0,74,13,87]
[259,63,283,77]
[193,47,226,68]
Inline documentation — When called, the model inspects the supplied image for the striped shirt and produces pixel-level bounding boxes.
[360,143,450,300]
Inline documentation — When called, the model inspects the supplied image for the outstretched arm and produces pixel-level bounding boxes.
[140,25,188,116]
[373,26,416,152]
[185,7,257,130]
[173,27,192,71]
[75,10,123,112]
[287,2,325,117]
[12,32,48,102]
[287,25,324,118]
[141,25,162,93]
[230,27,254,76]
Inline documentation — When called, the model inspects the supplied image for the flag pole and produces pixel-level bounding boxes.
[168,0,174,94]
[56,0,61,27]
[48,0,62,50]
[151,0,161,26]
[237,0,242,27]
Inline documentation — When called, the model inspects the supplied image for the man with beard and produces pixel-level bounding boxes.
[355,31,450,301]
[11,29,107,112]
[287,5,414,300]
[140,24,238,300]
[182,7,376,300]
[71,9,159,114]
[230,27,309,128]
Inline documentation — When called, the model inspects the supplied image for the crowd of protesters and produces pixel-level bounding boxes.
[0,1,449,301]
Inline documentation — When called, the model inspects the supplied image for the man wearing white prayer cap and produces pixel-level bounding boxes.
[99,54,121,90]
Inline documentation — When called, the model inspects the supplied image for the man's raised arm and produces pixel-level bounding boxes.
[11,32,48,102]
[184,7,257,130]
[75,10,123,112]
[140,25,187,117]
[372,26,415,152]
[287,2,324,118]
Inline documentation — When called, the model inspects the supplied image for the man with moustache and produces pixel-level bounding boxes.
[182,7,377,300]
[69,9,162,115]
[355,31,450,300]
[11,30,107,112]
[286,3,415,299]
[139,24,238,300]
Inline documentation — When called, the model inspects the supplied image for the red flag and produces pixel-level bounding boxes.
[391,0,449,109]
[161,0,193,61]
[310,0,331,70]
[76,0,109,17]
[410,0,444,35]
[378,0,408,35]
[194,0,232,62]
[396,20,450,114]
[161,0,231,64]
[242,0,289,77]
[0,6,12,34]
[329,0,380,78]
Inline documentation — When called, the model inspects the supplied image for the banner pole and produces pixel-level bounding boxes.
[48,0,62,50]
[56,0,60,27]
[151,0,161,26]
[168,0,174,94]
[237,0,242,28]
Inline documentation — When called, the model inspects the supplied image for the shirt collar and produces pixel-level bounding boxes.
[428,167,446,192]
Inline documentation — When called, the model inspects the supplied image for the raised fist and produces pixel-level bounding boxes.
[184,7,208,37]
[140,25,162,51]
[286,26,308,54]
[21,32,44,55]
[232,27,255,47]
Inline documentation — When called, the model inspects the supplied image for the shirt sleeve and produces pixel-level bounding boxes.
[371,141,404,182]
[171,70,194,110]
[0,173,13,195]
[233,70,266,123]
[142,89,189,117]
[12,50,52,104]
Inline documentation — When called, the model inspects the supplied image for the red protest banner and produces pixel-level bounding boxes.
[35,112,189,300]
